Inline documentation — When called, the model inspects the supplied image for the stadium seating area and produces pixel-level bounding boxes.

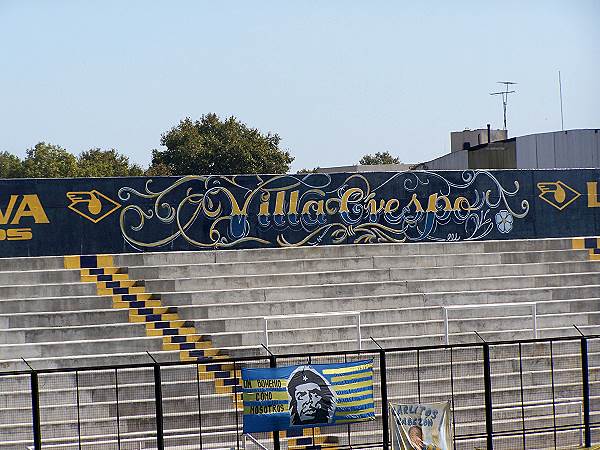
[0,237,599,449]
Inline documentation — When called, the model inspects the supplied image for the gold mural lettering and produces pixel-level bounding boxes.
[274,191,286,215]
[11,194,49,224]
[406,193,424,212]
[301,199,325,216]
[587,182,600,208]
[288,190,299,216]
[367,198,385,216]
[339,188,363,213]
[384,199,400,214]
[0,195,18,224]
[453,196,473,211]
[259,192,270,216]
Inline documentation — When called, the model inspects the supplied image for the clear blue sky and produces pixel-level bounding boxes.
[1,1,599,171]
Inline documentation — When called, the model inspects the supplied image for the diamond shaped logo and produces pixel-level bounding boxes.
[537,181,581,211]
[66,190,121,223]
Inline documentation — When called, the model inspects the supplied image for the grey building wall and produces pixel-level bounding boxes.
[417,129,600,171]
[516,130,600,169]
[414,150,468,170]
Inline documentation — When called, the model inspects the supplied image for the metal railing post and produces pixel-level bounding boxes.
[269,354,281,450]
[532,303,537,338]
[379,350,390,450]
[30,370,42,450]
[154,364,165,450]
[482,343,494,450]
[263,318,269,349]
[357,312,362,350]
[580,337,591,448]
[443,307,449,345]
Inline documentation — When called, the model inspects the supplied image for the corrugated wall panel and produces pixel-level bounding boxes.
[555,130,596,168]
[535,133,556,168]
[515,135,537,168]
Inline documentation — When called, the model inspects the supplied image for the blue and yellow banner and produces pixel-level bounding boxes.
[241,360,375,433]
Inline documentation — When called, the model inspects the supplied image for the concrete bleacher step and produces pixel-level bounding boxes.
[1,236,599,450]
[141,260,600,293]
[0,322,149,345]
[125,249,589,280]
[158,277,600,308]
[0,294,114,314]
[0,281,99,300]
[111,237,574,267]
[0,350,183,371]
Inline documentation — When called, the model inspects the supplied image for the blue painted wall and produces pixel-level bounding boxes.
[1,169,598,257]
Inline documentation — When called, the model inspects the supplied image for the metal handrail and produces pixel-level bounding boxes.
[263,310,362,350]
[243,433,270,450]
[442,302,538,345]
[1,333,597,377]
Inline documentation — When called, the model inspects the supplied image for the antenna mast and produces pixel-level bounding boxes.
[558,71,564,131]
[490,81,517,131]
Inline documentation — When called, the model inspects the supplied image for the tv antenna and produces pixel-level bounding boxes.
[490,81,517,131]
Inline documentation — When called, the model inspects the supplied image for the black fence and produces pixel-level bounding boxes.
[1,334,598,450]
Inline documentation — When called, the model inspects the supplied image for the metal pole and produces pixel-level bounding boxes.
[518,343,526,450]
[30,371,42,450]
[75,371,82,450]
[532,304,537,339]
[263,318,269,349]
[380,350,390,450]
[482,343,494,450]
[114,368,121,449]
[559,70,564,131]
[154,364,165,450]
[443,307,449,345]
[357,312,362,350]
[269,355,281,450]
[581,337,591,448]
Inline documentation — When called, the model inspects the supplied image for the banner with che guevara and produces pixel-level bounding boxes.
[2,169,600,257]
[241,360,375,433]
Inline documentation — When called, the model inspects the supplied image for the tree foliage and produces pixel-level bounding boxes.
[1,144,145,178]
[150,114,294,175]
[297,167,320,174]
[77,148,143,177]
[358,151,400,166]
[21,142,78,178]
[0,151,24,178]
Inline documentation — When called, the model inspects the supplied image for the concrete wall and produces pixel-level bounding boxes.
[3,169,600,256]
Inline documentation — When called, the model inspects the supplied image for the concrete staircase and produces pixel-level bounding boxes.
[0,237,599,449]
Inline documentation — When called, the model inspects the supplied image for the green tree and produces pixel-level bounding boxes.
[22,142,78,178]
[145,162,173,176]
[358,151,400,165]
[0,151,24,178]
[150,114,294,175]
[297,167,320,174]
[77,148,144,177]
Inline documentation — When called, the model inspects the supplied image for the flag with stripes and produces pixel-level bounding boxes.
[242,359,375,433]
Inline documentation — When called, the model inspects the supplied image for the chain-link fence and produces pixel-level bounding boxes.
[1,335,597,450]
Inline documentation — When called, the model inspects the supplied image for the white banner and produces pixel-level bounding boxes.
[390,402,452,450]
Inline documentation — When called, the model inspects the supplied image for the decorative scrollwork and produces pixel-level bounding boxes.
[117,170,530,250]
